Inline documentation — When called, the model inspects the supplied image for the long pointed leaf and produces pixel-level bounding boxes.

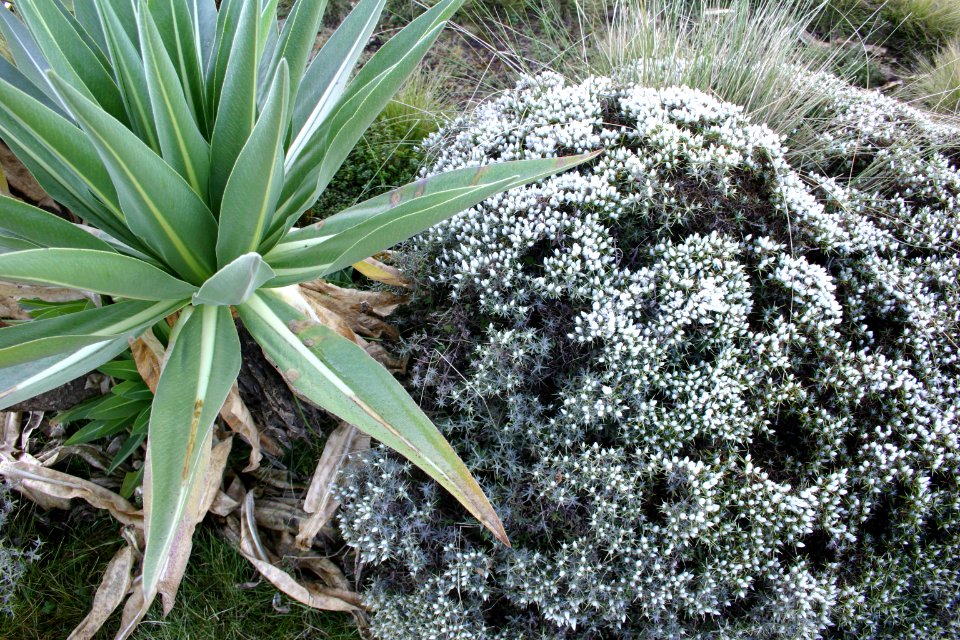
[274,19,452,241]
[190,0,218,72]
[0,194,115,251]
[209,0,260,209]
[288,0,383,165]
[16,0,127,122]
[139,7,210,197]
[0,337,131,410]
[142,305,240,602]
[205,0,244,128]
[238,290,509,545]
[0,76,138,248]
[0,54,61,113]
[0,249,198,300]
[0,4,63,112]
[216,62,288,264]
[145,0,206,129]
[50,0,110,68]
[268,154,598,285]
[94,0,161,152]
[74,0,108,54]
[0,236,40,253]
[257,0,280,63]
[107,406,150,473]
[263,0,328,106]
[65,416,133,445]
[51,74,218,284]
[0,299,183,367]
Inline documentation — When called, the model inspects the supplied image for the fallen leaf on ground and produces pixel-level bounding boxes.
[67,545,135,640]
[238,492,360,612]
[0,455,141,526]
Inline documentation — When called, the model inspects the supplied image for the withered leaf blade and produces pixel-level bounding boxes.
[239,492,360,612]
[352,256,410,288]
[0,281,89,303]
[0,456,141,526]
[156,435,233,616]
[129,329,164,393]
[297,421,369,549]
[67,545,135,640]
[219,385,278,471]
[113,583,148,640]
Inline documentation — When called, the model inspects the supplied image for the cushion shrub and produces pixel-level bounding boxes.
[336,72,960,639]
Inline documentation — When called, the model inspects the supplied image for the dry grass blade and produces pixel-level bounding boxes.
[67,545,136,640]
[0,455,141,526]
[238,492,361,612]
[297,422,370,549]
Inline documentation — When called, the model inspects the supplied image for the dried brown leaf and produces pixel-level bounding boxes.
[238,493,360,612]
[0,282,89,303]
[129,329,164,393]
[210,490,240,517]
[67,546,135,640]
[0,296,29,320]
[299,280,405,341]
[352,257,410,288]
[219,386,278,471]
[297,557,353,592]
[253,499,308,534]
[249,467,300,491]
[113,584,148,640]
[0,456,141,526]
[1,412,20,451]
[362,342,407,373]
[301,280,405,317]
[0,141,58,209]
[39,443,112,471]
[155,435,231,615]
[297,423,370,549]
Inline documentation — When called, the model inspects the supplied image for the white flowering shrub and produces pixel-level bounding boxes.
[335,72,960,639]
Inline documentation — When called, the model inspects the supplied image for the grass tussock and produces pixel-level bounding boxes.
[903,37,960,114]
[462,0,847,145]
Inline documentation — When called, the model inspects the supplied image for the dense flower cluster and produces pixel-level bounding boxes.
[335,73,960,639]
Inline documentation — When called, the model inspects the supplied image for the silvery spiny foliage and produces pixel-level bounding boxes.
[336,72,960,639]
[0,484,37,616]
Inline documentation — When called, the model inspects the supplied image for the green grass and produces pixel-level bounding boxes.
[0,503,359,640]
[813,0,960,60]
[902,37,960,114]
